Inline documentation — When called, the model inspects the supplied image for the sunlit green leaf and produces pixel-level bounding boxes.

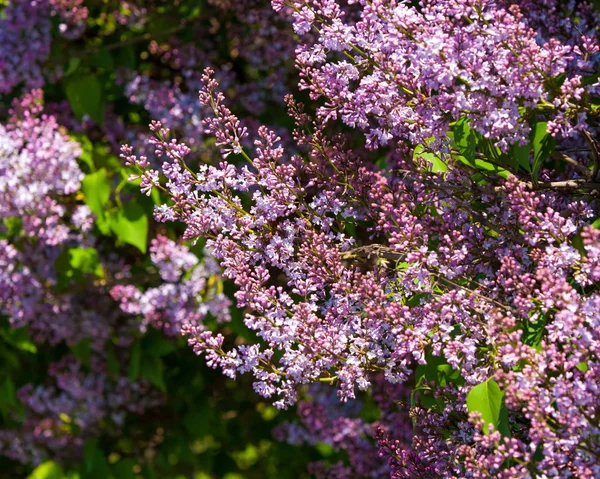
[466,378,510,436]
[109,201,149,253]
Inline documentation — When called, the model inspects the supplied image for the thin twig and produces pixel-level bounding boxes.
[582,129,599,181]
[551,151,590,176]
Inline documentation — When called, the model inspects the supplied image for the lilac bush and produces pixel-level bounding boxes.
[0,0,598,477]
[124,0,600,477]
[0,1,314,476]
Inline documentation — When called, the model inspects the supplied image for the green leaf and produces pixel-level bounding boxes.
[116,45,137,69]
[452,118,477,164]
[27,461,64,479]
[55,247,104,290]
[509,143,531,173]
[531,122,556,186]
[0,326,37,353]
[455,156,511,179]
[315,443,334,457]
[70,338,92,367]
[1,217,23,238]
[107,344,120,376]
[141,355,166,392]
[413,144,447,172]
[63,57,81,77]
[65,74,105,125]
[109,201,149,253]
[413,352,464,411]
[576,362,589,373]
[466,378,510,436]
[113,459,136,479]
[82,440,110,479]
[142,330,176,357]
[82,168,111,218]
[521,315,546,348]
[92,49,114,70]
[0,378,17,417]
[128,340,142,381]
[70,134,95,172]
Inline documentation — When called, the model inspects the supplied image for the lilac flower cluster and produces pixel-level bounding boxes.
[0,93,165,465]
[0,90,84,244]
[0,0,88,93]
[127,0,600,473]
[276,378,413,479]
[279,0,599,149]
[111,235,231,335]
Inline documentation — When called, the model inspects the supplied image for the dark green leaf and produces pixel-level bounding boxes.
[521,315,546,348]
[509,143,531,173]
[70,338,92,367]
[92,49,114,70]
[113,459,136,479]
[65,74,105,125]
[141,355,166,392]
[82,440,110,479]
[116,45,137,69]
[128,340,142,381]
[63,57,81,77]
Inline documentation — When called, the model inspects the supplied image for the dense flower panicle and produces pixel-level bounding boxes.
[0,1,51,94]
[0,0,597,476]
[0,90,84,244]
[284,0,599,150]
[129,0,600,470]
[110,235,231,335]
[0,93,177,467]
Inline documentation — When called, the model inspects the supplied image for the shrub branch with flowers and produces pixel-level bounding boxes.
[0,0,599,478]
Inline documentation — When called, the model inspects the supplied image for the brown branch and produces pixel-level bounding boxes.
[551,151,590,177]
[582,129,599,181]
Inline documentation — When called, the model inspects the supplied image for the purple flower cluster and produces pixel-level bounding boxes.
[111,235,231,335]
[127,0,600,473]
[0,93,165,465]
[0,90,84,244]
[280,0,599,149]
[0,0,88,93]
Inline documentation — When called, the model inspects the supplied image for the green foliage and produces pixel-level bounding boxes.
[64,74,105,125]
[466,378,510,436]
[54,247,104,290]
[412,352,464,411]
[531,122,556,186]
[27,462,64,479]
[82,168,111,218]
[109,201,149,253]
